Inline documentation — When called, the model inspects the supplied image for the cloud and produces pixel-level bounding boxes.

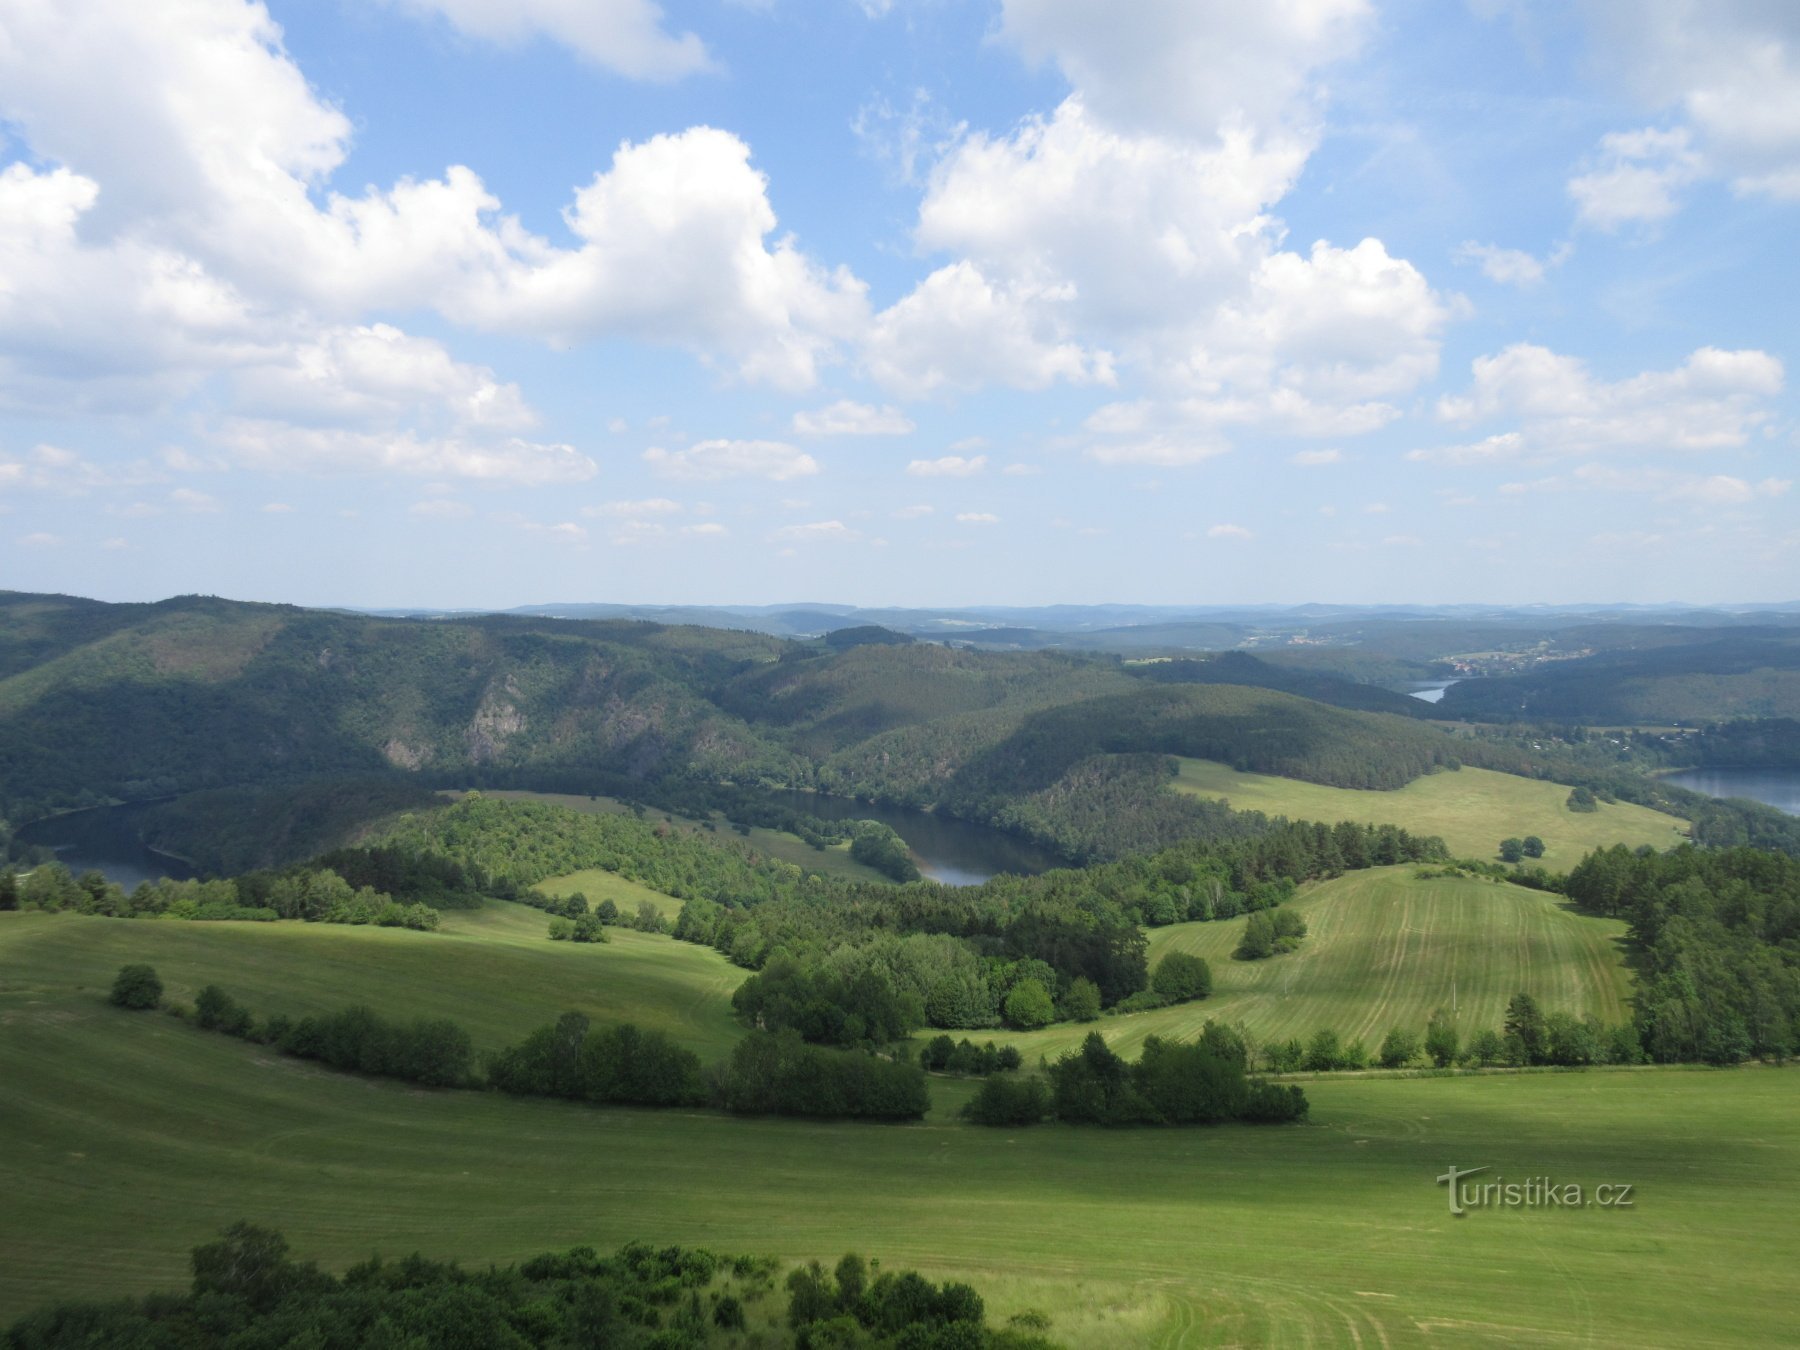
[410,498,474,520]
[644,439,819,480]
[170,487,221,513]
[1206,523,1252,539]
[17,532,60,547]
[680,521,727,536]
[891,504,934,519]
[955,512,1000,524]
[1291,447,1342,466]
[1454,240,1571,287]
[1582,2,1800,202]
[1503,465,1792,506]
[261,501,292,513]
[384,0,711,81]
[0,6,866,400]
[502,515,588,544]
[1002,462,1042,476]
[866,262,1112,398]
[0,443,157,493]
[1417,343,1784,463]
[217,422,596,483]
[771,519,862,542]
[791,400,914,436]
[906,454,987,477]
[1568,127,1705,231]
[583,497,683,518]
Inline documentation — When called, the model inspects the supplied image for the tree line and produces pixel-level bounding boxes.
[4,1221,1058,1349]
[1,862,440,930]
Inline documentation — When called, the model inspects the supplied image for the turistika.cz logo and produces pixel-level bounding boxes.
[1436,1165,1635,1216]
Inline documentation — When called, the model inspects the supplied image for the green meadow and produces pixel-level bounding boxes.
[953,866,1634,1064]
[0,902,747,1060]
[1171,760,1689,866]
[0,975,1791,1347]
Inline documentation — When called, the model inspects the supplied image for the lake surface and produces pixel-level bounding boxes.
[1663,769,1800,818]
[15,804,196,890]
[1407,680,1460,704]
[757,790,1063,886]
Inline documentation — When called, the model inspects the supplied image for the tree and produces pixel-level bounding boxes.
[1151,952,1213,1003]
[1499,838,1525,863]
[1521,836,1545,859]
[1567,786,1598,813]
[1060,976,1102,1023]
[109,964,162,1010]
[1464,1028,1504,1067]
[1378,1027,1420,1068]
[1304,1029,1341,1072]
[1504,992,1547,1064]
[961,1073,1050,1126]
[1003,978,1055,1030]
[1425,1010,1459,1068]
[1235,912,1275,960]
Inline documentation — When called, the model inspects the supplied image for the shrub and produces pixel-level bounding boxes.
[109,964,162,1010]
[1150,952,1212,1003]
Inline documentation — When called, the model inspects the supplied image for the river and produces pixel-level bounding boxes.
[14,804,197,890]
[1407,680,1460,704]
[1663,769,1800,818]
[756,790,1063,885]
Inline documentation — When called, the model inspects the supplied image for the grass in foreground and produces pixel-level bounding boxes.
[0,986,1792,1347]
[972,866,1633,1064]
[1171,760,1688,867]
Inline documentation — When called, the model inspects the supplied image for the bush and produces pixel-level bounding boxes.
[961,1074,1050,1126]
[1150,952,1213,1003]
[1060,976,1102,1022]
[109,964,162,1010]
[1002,978,1055,1030]
[1378,1027,1420,1068]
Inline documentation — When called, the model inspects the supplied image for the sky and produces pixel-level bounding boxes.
[0,0,1795,610]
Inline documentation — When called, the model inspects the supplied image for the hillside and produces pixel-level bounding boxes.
[1172,760,1688,866]
[0,932,1789,1345]
[966,867,1634,1063]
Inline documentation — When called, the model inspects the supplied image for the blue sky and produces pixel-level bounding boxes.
[0,0,1795,609]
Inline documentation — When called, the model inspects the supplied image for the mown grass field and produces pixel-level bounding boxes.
[468,788,896,885]
[0,977,1792,1346]
[0,902,747,1060]
[971,867,1633,1064]
[1171,760,1688,866]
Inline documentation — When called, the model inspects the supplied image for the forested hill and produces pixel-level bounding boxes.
[1437,630,1800,724]
[0,591,1587,861]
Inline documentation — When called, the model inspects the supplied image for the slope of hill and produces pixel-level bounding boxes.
[972,866,1633,1062]
[1172,761,1688,866]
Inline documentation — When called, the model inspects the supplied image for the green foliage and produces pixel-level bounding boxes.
[1038,1028,1306,1127]
[1425,1010,1459,1068]
[961,1073,1052,1127]
[1377,1027,1420,1068]
[1059,976,1102,1023]
[1522,835,1545,858]
[846,820,921,883]
[8,1223,891,1350]
[1002,977,1055,1029]
[1499,837,1525,863]
[108,963,161,1010]
[1150,952,1212,1003]
[488,1012,705,1107]
[1567,786,1599,813]
[1235,912,1275,961]
[712,1030,929,1121]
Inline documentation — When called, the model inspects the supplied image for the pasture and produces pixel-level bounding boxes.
[1171,760,1688,866]
[0,902,747,1060]
[0,978,1791,1346]
[973,866,1633,1064]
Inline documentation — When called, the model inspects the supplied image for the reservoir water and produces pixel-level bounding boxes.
[1663,769,1800,818]
[14,804,196,890]
[1407,680,1460,704]
[757,790,1063,886]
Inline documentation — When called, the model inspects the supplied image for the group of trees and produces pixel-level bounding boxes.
[918,1035,1024,1075]
[1256,998,1644,1073]
[1233,908,1306,960]
[1498,835,1546,862]
[2,862,440,931]
[1566,844,1800,1062]
[171,979,477,1089]
[711,1030,930,1121]
[487,1012,704,1107]
[4,1220,1051,1350]
[963,1027,1308,1127]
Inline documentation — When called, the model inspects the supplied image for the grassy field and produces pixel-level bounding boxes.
[1172,760,1688,866]
[531,866,688,922]
[467,788,896,885]
[0,979,1792,1346]
[968,867,1633,1064]
[0,902,747,1060]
